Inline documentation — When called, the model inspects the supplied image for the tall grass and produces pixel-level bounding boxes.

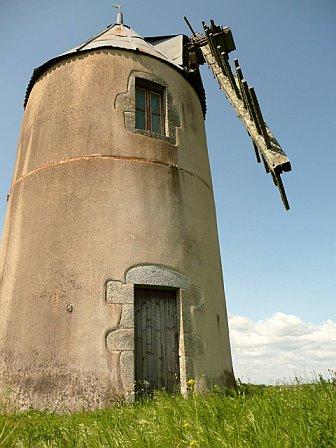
[0,377,335,447]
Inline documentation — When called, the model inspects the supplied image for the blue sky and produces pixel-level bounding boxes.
[0,0,335,382]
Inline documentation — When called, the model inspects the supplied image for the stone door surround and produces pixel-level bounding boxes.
[105,264,205,398]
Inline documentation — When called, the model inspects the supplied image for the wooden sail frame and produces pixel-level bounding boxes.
[186,19,292,210]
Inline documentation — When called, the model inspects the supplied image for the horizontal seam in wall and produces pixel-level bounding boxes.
[11,154,211,191]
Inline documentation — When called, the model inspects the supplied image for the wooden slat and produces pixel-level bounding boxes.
[242,81,260,132]
[150,297,156,391]
[172,296,179,391]
[156,296,162,389]
[252,142,261,164]
[160,291,168,389]
[174,298,180,391]
[145,297,151,390]
[134,297,141,393]
[248,86,271,149]
[147,297,154,390]
[166,297,173,392]
[219,52,241,98]
[275,172,290,211]
[235,64,249,111]
[234,62,261,163]
[261,155,270,174]
[142,296,148,390]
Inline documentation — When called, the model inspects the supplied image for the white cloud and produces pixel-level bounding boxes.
[229,312,336,384]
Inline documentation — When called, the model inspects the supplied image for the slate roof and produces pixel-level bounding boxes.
[62,24,182,68]
[24,22,206,116]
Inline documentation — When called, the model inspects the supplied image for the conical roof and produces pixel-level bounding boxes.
[24,21,206,115]
[61,23,182,69]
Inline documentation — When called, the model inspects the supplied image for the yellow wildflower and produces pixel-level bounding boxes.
[189,441,198,448]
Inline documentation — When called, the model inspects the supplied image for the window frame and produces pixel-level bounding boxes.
[135,79,165,136]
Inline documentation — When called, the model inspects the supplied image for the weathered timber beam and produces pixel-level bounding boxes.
[235,60,270,147]
[230,61,262,164]
[234,63,261,163]
[242,82,261,134]
[248,86,271,150]
[252,142,262,164]
[219,52,241,98]
[200,44,290,172]
[261,155,271,174]
[242,81,262,163]
[235,66,247,107]
[183,16,197,36]
[201,43,291,209]
[274,172,290,210]
[195,19,291,209]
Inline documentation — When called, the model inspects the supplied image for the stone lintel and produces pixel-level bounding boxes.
[125,264,187,289]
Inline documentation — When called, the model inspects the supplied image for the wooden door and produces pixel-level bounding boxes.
[134,287,180,395]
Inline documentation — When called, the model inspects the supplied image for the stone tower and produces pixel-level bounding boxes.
[0,16,235,411]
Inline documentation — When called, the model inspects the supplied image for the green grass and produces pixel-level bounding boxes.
[0,377,335,447]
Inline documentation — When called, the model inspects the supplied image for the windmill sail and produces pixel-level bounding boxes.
[186,19,291,210]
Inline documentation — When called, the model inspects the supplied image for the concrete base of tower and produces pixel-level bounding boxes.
[0,278,235,411]
[0,355,119,412]
[0,359,235,412]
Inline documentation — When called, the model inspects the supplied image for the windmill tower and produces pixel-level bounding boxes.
[0,12,290,411]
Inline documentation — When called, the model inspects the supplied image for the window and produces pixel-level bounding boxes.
[135,80,165,135]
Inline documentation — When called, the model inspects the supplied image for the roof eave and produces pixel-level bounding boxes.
[24,44,206,117]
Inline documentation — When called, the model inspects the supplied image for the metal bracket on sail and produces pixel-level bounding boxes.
[186,18,292,211]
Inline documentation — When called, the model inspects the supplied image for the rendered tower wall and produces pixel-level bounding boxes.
[0,46,234,410]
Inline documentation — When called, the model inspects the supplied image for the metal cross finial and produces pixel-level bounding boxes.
[113,3,124,24]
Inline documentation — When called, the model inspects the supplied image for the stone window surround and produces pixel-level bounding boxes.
[104,264,205,399]
[115,70,181,146]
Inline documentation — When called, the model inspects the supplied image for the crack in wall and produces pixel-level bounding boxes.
[11,154,211,191]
